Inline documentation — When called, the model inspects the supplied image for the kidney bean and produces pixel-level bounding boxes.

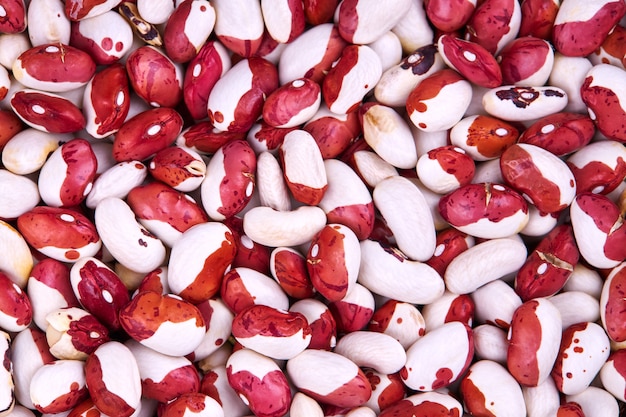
[199,365,250,416]
[570,192,626,269]
[507,297,562,387]
[163,0,215,64]
[461,360,526,417]
[11,89,86,134]
[0,220,33,289]
[322,44,382,114]
[70,10,133,65]
[498,36,554,86]
[406,69,472,132]
[17,206,101,263]
[287,349,371,408]
[289,298,337,351]
[553,0,626,57]
[45,307,109,361]
[220,266,289,315]
[471,279,522,330]
[13,43,95,92]
[438,35,503,88]
[466,0,522,54]
[94,197,166,274]
[565,386,620,417]
[514,224,579,301]
[30,359,88,414]
[390,0,433,53]
[473,324,509,364]
[580,63,626,141]
[402,321,474,391]
[328,283,375,334]
[84,341,142,417]
[227,348,291,417]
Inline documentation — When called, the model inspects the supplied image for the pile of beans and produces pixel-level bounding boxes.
[1,0,626,416]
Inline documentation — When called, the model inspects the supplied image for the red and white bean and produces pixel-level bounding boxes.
[2,0,626,415]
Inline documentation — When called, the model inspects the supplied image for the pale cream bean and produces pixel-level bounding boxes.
[345,406,376,417]
[390,0,434,53]
[243,205,327,248]
[472,324,508,364]
[136,0,176,24]
[373,175,436,261]
[95,197,166,274]
[562,263,603,299]
[565,386,619,417]
[0,33,30,70]
[334,331,406,374]
[350,150,398,188]
[471,279,522,329]
[361,103,417,169]
[256,151,292,212]
[27,0,70,46]
[0,220,32,288]
[367,31,402,71]
[290,392,323,417]
[358,239,444,305]
[549,291,600,330]
[522,377,560,417]
[1,128,63,175]
[85,161,148,209]
[445,238,528,295]
[548,53,593,114]
[519,205,559,237]
[0,169,39,219]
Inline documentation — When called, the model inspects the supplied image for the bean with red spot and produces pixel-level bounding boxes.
[17,206,101,263]
[570,193,626,269]
[82,63,131,139]
[10,90,85,134]
[401,321,474,391]
[378,391,463,417]
[163,0,215,64]
[437,35,503,88]
[112,107,184,162]
[518,112,595,157]
[84,341,141,417]
[551,322,610,395]
[207,57,278,133]
[507,298,562,387]
[69,11,133,65]
[580,63,626,142]
[30,359,88,414]
[127,182,209,248]
[328,283,375,334]
[232,304,311,360]
[0,271,31,333]
[270,247,315,299]
[450,115,519,162]
[227,348,291,417]
[552,0,626,57]
[262,78,321,128]
[514,224,579,301]
[466,0,522,55]
[460,360,526,417]
[220,267,289,315]
[45,307,109,361]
